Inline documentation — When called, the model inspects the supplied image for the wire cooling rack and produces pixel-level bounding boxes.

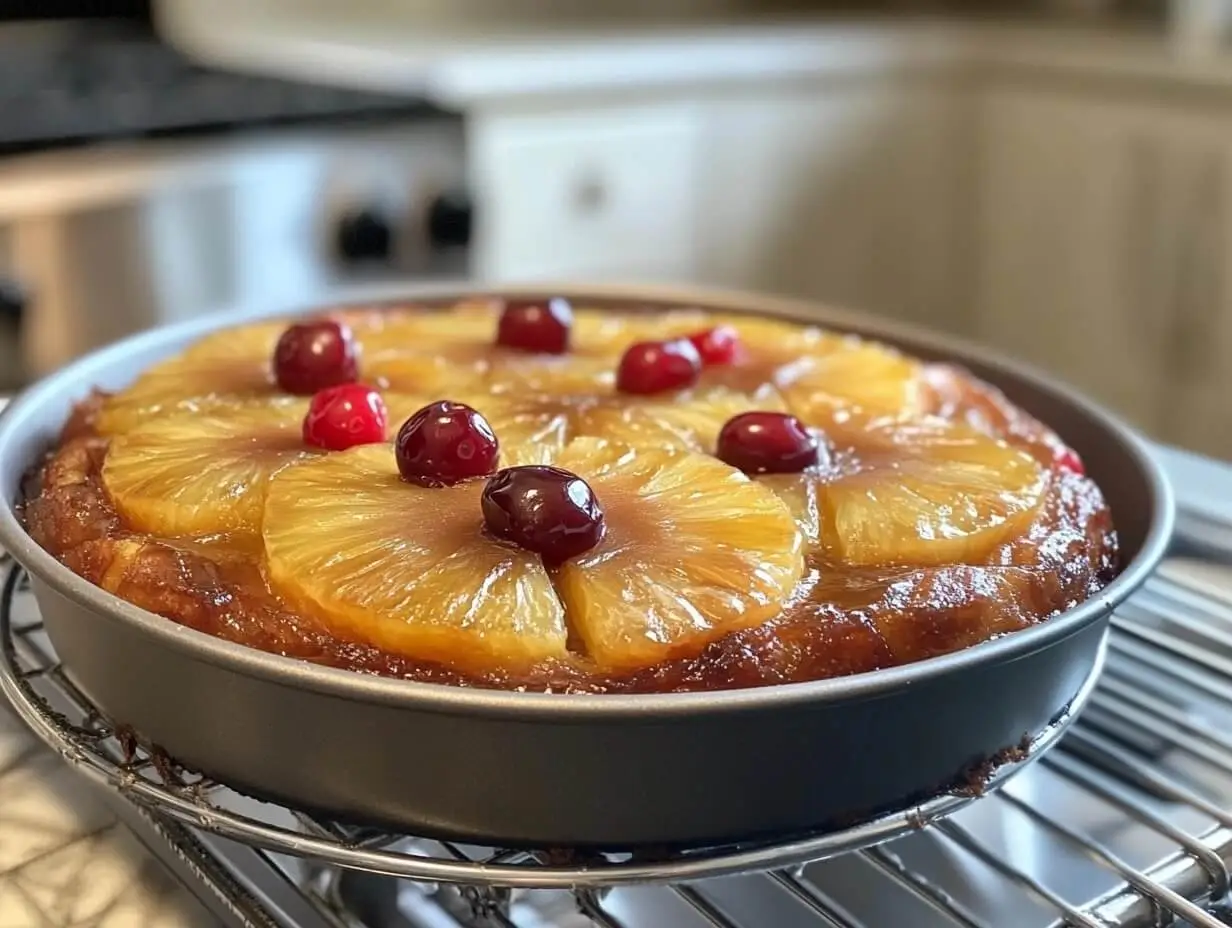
[5,556,1232,927]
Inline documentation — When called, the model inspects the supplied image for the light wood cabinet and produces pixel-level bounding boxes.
[692,82,968,332]
[469,80,1232,458]
[974,86,1232,458]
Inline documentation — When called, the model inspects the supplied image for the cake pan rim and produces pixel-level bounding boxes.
[0,280,1174,720]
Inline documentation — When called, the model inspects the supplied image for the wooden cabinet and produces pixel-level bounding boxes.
[973,87,1232,458]
[692,82,967,331]
[469,79,1232,459]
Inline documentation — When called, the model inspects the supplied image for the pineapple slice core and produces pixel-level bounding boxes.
[262,444,568,672]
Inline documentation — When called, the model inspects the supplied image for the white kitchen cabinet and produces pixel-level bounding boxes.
[692,82,968,331]
[973,87,1232,458]
[469,103,701,283]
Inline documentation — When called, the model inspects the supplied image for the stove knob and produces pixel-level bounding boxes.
[336,208,395,264]
[426,190,473,249]
[0,278,27,321]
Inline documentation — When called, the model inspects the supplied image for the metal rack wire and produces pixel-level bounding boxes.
[5,556,1232,927]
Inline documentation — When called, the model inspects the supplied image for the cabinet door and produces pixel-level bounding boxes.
[976,88,1232,458]
[469,104,700,283]
[974,90,1177,439]
[1151,140,1232,460]
[694,83,966,331]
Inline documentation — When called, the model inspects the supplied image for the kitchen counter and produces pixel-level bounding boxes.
[154,4,1232,106]
[0,707,209,928]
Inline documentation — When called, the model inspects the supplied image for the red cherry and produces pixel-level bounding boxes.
[616,338,701,395]
[717,412,821,474]
[273,320,358,395]
[482,466,605,564]
[497,298,573,354]
[1055,446,1085,475]
[687,326,741,366]
[395,401,499,487]
[303,384,388,451]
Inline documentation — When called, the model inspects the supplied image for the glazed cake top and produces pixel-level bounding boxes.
[21,297,1117,692]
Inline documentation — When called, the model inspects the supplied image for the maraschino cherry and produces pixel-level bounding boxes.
[616,338,701,395]
[496,298,573,354]
[395,401,499,487]
[303,384,388,451]
[482,466,605,563]
[717,411,821,475]
[687,326,741,366]
[273,320,358,395]
[1055,446,1085,476]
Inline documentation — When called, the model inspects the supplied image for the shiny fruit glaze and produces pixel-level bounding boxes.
[496,298,573,354]
[273,320,358,395]
[395,401,499,487]
[302,384,388,451]
[481,465,606,564]
[688,326,741,366]
[717,412,821,475]
[616,338,702,395]
[27,300,1120,694]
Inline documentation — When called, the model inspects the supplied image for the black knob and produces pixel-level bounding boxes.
[0,278,27,321]
[336,208,394,264]
[426,190,473,249]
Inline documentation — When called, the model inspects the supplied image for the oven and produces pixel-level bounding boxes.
[0,12,471,386]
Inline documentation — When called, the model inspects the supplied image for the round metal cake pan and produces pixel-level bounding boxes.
[0,281,1174,849]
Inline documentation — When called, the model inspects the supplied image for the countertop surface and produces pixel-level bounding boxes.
[153,4,1232,106]
[0,439,1224,927]
[0,708,207,928]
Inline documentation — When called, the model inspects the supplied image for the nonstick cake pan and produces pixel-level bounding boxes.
[0,282,1173,849]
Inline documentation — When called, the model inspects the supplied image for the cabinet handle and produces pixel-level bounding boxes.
[0,277,26,321]
[572,171,607,216]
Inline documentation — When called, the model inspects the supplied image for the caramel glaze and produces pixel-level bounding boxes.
[23,365,1118,695]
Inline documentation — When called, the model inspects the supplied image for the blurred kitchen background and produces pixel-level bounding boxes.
[1,0,1230,454]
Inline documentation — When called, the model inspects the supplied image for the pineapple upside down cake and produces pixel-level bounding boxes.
[21,297,1118,693]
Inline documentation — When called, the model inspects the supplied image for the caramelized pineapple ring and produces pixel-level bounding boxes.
[262,445,568,673]
[485,307,655,394]
[362,304,496,394]
[362,303,641,396]
[574,387,788,455]
[552,439,805,670]
[97,322,290,435]
[776,337,928,423]
[102,401,315,538]
[441,392,575,466]
[765,417,1047,566]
